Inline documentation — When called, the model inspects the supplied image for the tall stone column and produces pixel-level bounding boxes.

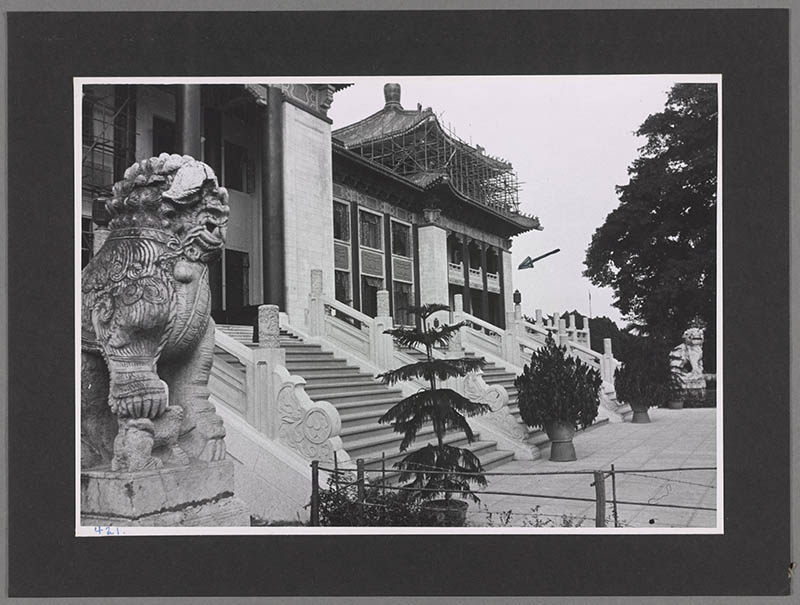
[461,236,471,314]
[480,241,489,322]
[501,249,514,325]
[417,209,450,323]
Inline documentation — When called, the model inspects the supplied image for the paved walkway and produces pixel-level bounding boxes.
[467,408,718,529]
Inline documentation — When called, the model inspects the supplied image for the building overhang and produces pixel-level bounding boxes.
[332,143,541,239]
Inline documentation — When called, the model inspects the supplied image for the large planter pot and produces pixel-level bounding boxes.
[629,402,651,423]
[420,499,469,527]
[544,421,577,462]
[667,396,685,410]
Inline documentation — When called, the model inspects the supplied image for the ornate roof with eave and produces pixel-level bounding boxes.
[333,84,511,170]
[332,83,541,236]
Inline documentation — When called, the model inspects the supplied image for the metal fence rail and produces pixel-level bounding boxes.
[309,457,717,528]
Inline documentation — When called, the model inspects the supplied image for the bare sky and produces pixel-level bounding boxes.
[328,75,715,326]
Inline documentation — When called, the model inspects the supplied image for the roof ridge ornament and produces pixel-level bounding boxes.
[384,82,402,109]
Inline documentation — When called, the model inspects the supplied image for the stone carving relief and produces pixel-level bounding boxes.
[280,84,336,116]
[81,154,231,472]
[670,326,707,390]
[463,371,527,440]
[274,365,349,464]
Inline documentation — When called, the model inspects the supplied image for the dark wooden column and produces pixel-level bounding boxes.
[461,236,471,314]
[260,86,285,309]
[384,214,393,315]
[480,241,489,323]
[496,246,506,329]
[350,203,361,311]
[175,84,201,157]
[412,224,421,328]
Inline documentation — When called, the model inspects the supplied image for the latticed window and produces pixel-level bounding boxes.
[393,281,414,326]
[333,201,350,242]
[391,221,411,257]
[334,270,351,304]
[81,218,94,268]
[360,275,384,317]
[359,210,382,250]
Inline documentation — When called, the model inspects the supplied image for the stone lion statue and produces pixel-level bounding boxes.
[669,326,706,390]
[81,154,230,471]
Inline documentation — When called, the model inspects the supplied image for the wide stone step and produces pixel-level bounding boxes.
[356,431,480,467]
[338,408,392,429]
[331,397,402,417]
[361,438,510,482]
[304,380,395,394]
[310,387,404,404]
[339,418,397,441]
[284,360,351,371]
[284,367,371,380]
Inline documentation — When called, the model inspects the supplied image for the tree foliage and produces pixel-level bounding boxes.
[614,335,675,409]
[378,304,489,503]
[514,334,601,430]
[584,84,717,370]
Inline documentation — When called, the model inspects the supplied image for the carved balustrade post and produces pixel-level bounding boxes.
[252,304,286,439]
[450,294,465,354]
[371,289,394,370]
[558,317,570,348]
[502,300,521,367]
[602,338,614,384]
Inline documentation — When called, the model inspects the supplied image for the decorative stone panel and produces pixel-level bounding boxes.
[360,249,384,277]
[334,242,350,270]
[392,257,413,283]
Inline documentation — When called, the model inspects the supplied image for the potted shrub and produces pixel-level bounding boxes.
[614,336,673,423]
[514,334,601,461]
[378,303,490,526]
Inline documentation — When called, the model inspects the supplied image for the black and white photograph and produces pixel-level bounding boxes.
[77,75,721,534]
[7,7,792,598]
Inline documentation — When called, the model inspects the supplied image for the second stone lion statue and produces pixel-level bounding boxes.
[81,153,230,471]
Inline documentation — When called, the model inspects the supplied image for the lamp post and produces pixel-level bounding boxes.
[513,289,522,321]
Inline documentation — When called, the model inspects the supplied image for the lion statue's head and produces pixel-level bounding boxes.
[106,153,230,262]
[682,326,705,348]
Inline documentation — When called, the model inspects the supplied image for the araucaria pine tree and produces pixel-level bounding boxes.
[378,304,490,503]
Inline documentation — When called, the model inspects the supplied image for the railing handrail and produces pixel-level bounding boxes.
[214,328,255,366]
[520,317,549,338]
[568,339,603,362]
[322,295,374,327]
[460,311,503,336]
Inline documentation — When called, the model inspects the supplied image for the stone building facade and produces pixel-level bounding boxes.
[81,82,540,330]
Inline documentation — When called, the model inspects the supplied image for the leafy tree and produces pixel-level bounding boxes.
[514,333,601,431]
[378,304,489,504]
[584,83,717,371]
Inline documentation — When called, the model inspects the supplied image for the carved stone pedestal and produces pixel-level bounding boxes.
[81,460,249,527]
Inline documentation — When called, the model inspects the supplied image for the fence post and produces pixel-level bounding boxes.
[356,458,366,501]
[310,460,320,527]
[594,470,607,527]
[610,464,619,528]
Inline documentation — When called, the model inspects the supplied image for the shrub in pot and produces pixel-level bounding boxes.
[614,336,674,423]
[378,303,490,526]
[514,334,601,461]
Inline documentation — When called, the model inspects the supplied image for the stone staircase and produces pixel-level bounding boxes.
[215,324,515,480]
[400,346,610,455]
[477,354,611,449]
